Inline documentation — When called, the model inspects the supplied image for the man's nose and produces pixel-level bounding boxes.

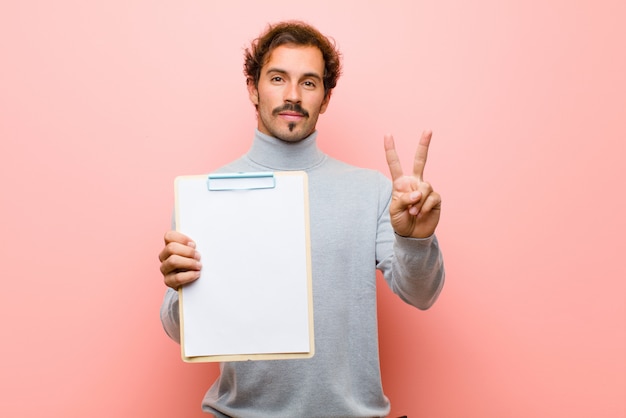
[284,82,302,103]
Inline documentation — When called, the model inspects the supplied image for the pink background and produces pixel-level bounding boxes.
[1,1,624,417]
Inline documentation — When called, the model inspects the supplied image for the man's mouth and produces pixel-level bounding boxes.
[279,111,306,121]
[273,104,309,119]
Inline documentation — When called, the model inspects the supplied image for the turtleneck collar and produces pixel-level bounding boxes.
[244,129,327,171]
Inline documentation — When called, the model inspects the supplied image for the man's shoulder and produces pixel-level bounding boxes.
[324,156,389,182]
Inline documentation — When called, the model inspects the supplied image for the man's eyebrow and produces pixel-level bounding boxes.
[265,67,323,81]
[302,72,323,81]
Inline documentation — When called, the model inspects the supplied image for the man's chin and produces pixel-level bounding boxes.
[273,128,312,143]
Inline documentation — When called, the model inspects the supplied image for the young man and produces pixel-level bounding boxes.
[159,21,445,417]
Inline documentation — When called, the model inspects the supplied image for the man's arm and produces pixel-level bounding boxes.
[160,288,181,343]
[387,234,445,310]
[379,130,445,309]
[158,230,202,342]
[376,188,445,310]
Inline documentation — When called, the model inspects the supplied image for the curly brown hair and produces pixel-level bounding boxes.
[244,21,342,98]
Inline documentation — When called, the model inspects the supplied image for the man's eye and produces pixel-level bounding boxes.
[303,81,316,88]
[271,76,283,82]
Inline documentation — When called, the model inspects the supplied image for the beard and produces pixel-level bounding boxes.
[272,102,310,118]
[257,102,319,143]
[273,103,309,134]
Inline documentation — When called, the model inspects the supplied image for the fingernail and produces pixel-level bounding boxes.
[410,191,420,200]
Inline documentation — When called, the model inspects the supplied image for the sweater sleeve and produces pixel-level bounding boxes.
[376,178,445,310]
[387,234,445,309]
[160,287,181,343]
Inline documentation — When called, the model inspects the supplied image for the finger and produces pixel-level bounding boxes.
[160,230,197,262]
[158,240,200,263]
[160,252,202,276]
[396,181,434,216]
[413,130,432,181]
[384,134,404,181]
[410,181,433,214]
[164,269,201,290]
[393,189,423,214]
[417,191,442,217]
[164,230,194,246]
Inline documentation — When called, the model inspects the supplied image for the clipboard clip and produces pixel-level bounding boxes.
[207,172,276,191]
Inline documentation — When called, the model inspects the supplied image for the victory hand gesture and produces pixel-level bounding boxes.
[384,130,442,238]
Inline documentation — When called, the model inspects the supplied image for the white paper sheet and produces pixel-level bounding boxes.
[175,172,312,360]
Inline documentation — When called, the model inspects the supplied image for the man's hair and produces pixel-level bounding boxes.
[244,21,342,98]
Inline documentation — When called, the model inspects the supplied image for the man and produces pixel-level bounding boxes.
[159,21,445,417]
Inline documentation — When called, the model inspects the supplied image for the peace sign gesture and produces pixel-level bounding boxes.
[384,130,442,238]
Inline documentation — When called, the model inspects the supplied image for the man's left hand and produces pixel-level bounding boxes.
[384,130,442,238]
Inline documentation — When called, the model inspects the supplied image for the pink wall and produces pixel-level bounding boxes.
[1,1,624,417]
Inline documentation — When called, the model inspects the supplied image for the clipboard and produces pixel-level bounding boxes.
[174,171,314,363]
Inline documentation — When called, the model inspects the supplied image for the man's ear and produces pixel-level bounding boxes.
[247,80,259,106]
[319,90,332,114]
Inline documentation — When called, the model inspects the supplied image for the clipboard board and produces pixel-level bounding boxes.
[174,171,314,363]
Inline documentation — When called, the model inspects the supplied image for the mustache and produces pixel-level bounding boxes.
[272,103,309,118]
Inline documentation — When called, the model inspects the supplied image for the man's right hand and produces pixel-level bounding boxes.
[158,230,202,289]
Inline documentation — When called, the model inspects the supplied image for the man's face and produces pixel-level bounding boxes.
[248,44,330,143]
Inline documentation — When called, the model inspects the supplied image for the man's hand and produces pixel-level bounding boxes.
[158,230,202,289]
[384,130,442,238]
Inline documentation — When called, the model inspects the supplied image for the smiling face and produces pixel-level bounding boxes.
[248,44,331,143]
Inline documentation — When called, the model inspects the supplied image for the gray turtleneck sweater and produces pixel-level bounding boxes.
[160,130,445,418]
